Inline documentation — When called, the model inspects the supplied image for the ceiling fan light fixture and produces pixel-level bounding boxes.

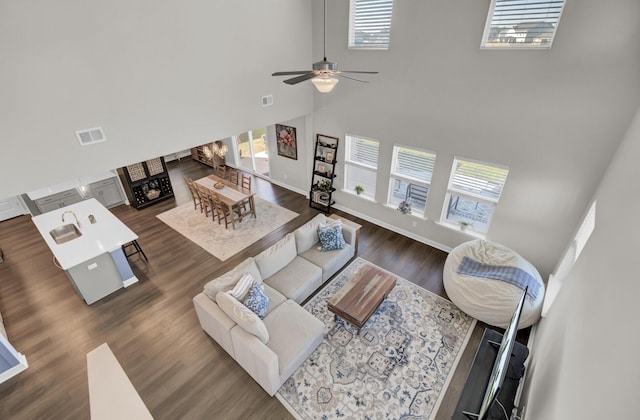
[271,0,377,90]
[311,74,339,93]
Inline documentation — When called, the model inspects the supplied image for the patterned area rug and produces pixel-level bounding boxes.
[276,258,477,420]
[156,197,298,261]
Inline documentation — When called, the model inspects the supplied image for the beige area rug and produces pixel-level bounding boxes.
[156,198,298,261]
[277,258,477,420]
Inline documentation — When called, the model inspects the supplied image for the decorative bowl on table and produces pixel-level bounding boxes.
[214,182,224,189]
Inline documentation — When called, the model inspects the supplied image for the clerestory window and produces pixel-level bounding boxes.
[481,0,566,49]
[348,0,394,50]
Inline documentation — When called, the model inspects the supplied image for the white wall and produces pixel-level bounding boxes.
[267,115,312,195]
[523,105,640,420]
[0,0,313,198]
[307,0,640,275]
[3,0,639,277]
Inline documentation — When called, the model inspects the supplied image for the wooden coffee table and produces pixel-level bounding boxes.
[328,264,397,332]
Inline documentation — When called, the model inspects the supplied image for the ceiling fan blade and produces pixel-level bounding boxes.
[283,72,319,85]
[272,71,313,76]
[335,70,379,74]
[338,74,370,83]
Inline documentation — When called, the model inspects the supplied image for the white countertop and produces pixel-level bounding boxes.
[27,171,117,200]
[31,198,137,270]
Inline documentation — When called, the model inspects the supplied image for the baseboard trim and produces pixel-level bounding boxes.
[267,180,452,254]
[268,179,309,198]
[332,204,452,254]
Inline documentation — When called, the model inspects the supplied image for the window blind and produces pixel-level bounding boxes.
[450,158,509,201]
[347,136,380,168]
[482,0,565,48]
[349,0,393,49]
[393,147,436,183]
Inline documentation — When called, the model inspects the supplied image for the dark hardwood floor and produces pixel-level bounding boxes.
[0,158,486,419]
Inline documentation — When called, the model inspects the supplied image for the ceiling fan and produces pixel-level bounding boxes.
[272,0,378,93]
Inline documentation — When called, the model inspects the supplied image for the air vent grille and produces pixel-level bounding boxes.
[261,95,273,107]
[76,127,106,146]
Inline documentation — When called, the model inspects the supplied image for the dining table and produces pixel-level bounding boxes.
[195,174,257,220]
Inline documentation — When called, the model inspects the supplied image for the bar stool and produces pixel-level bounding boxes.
[122,240,148,262]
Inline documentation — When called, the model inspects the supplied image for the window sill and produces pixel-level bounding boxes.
[382,203,425,220]
[435,220,486,239]
[342,189,377,203]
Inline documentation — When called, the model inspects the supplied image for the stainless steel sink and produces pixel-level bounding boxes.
[49,224,82,244]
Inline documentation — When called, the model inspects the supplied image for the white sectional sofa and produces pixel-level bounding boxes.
[193,214,357,396]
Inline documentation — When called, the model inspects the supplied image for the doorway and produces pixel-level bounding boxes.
[235,128,269,178]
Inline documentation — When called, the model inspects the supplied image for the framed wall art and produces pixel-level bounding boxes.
[276,124,297,160]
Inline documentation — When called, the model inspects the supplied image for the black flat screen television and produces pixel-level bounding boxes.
[464,286,528,420]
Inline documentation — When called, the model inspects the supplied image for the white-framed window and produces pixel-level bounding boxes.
[387,145,436,217]
[348,0,394,50]
[481,0,566,49]
[441,157,509,234]
[344,134,380,200]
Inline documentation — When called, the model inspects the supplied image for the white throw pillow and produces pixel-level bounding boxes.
[228,273,255,301]
[203,258,263,302]
[216,292,269,344]
[255,233,297,279]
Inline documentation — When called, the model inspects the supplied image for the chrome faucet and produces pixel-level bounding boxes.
[62,210,81,228]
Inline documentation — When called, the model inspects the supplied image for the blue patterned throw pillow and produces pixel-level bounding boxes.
[243,283,269,319]
[317,222,345,251]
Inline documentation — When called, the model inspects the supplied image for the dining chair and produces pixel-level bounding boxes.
[241,174,252,191]
[216,164,227,179]
[211,194,241,230]
[229,168,239,185]
[239,174,252,212]
[195,184,216,222]
[183,176,202,212]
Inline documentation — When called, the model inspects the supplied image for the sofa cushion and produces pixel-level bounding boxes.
[263,300,324,379]
[264,256,323,304]
[263,284,287,315]
[301,243,355,282]
[203,258,263,303]
[294,214,327,253]
[317,221,345,251]
[243,283,269,319]
[255,233,297,279]
[217,291,269,343]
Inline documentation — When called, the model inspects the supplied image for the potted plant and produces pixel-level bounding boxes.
[459,221,473,231]
[397,200,412,214]
[355,185,364,195]
[318,179,332,193]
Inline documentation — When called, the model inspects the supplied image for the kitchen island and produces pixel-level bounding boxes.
[32,198,139,304]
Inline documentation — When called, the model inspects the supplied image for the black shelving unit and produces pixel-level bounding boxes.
[309,134,339,213]
[117,156,174,209]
